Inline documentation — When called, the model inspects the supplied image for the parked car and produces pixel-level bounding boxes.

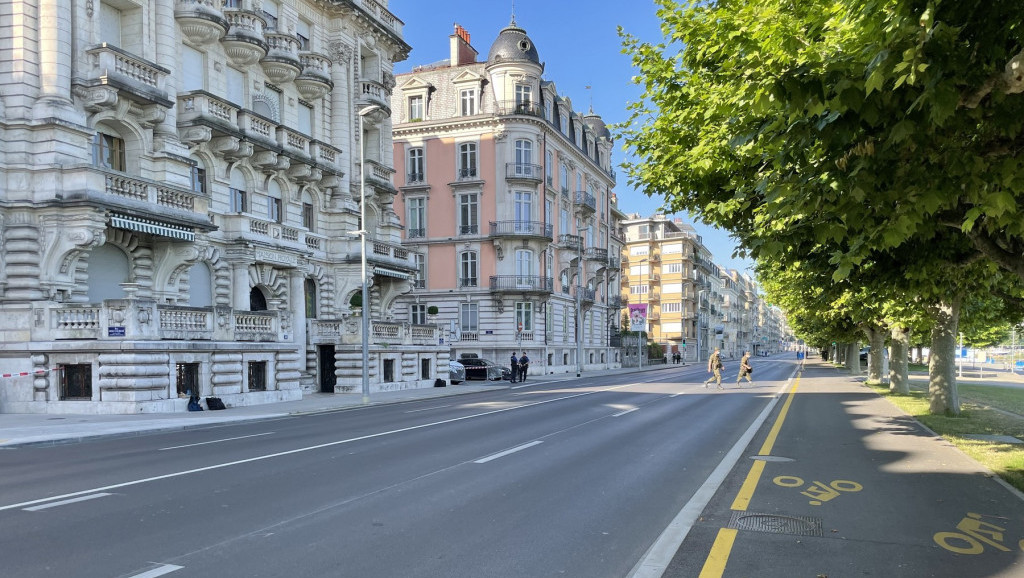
[458,357,506,381]
[448,360,466,384]
[860,347,870,363]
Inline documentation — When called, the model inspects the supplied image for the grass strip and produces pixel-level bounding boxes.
[866,381,1024,493]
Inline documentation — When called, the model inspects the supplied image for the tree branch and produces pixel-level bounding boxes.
[966,229,1024,279]
[960,47,1024,109]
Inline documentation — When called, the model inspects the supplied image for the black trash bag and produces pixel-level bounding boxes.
[206,397,226,410]
[434,378,446,387]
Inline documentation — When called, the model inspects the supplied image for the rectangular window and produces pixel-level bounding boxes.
[545,150,553,185]
[230,188,247,213]
[458,142,477,179]
[665,263,683,274]
[226,67,245,105]
[298,101,313,136]
[421,358,431,380]
[248,361,267,391]
[190,166,207,195]
[459,193,478,235]
[407,147,424,183]
[413,253,426,288]
[515,84,532,106]
[515,302,533,331]
[176,362,200,396]
[408,95,424,121]
[407,197,426,238]
[182,45,205,91]
[460,303,479,332]
[268,197,282,223]
[302,202,314,230]
[296,19,311,51]
[460,251,478,287]
[460,89,476,116]
[261,0,279,30]
[99,2,122,45]
[60,364,92,400]
[514,191,533,229]
[383,359,395,382]
[662,302,682,313]
[411,304,427,325]
[630,285,649,295]
[92,133,125,171]
[663,242,683,254]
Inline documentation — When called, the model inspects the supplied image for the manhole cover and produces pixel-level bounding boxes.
[729,512,822,536]
[749,455,794,462]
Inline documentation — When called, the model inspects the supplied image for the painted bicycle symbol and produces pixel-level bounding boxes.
[773,475,863,506]
[934,512,1024,555]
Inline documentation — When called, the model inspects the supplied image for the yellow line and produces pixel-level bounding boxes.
[730,458,765,511]
[699,528,738,578]
[758,378,800,455]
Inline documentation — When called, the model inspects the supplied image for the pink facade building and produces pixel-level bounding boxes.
[391,21,627,375]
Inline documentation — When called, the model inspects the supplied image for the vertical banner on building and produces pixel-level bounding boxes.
[628,304,648,332]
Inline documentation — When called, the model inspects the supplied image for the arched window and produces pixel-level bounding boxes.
[187,262,213,307]
[250,287,268,311]
[304,278,318,318]
[87,243,129,302]
[515,139,532,166]
[459,251,478,288]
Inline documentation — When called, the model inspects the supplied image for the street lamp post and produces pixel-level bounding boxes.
[357,104,381,404]
[696,289,706,365]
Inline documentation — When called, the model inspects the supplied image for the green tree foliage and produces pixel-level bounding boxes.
[620,0,1024,281]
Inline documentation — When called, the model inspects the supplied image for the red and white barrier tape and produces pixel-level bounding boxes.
[0,367,62,379]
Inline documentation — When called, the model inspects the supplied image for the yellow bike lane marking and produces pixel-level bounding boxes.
[698,373,802,577]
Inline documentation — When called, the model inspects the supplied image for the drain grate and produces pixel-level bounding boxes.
[728,511,822,537]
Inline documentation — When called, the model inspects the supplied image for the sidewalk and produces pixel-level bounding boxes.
[0,363,675,448]
[663,359,1024,577]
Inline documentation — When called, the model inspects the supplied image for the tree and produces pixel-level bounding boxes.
[620,0,1024,413]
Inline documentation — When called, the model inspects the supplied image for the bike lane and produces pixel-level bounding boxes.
[663,362,1024,577]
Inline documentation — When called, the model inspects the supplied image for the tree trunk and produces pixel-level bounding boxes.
[928,297,961,416]
[847,342,861,374]
[889,325,910,394]
[866,327,885,383]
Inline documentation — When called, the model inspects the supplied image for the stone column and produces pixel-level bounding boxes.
[232,263,250,310]
[152,0,183,153]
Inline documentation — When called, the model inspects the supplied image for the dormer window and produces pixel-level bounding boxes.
[408,95,424,121]
[460,89,477,116]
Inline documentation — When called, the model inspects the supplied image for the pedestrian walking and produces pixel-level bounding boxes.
[704,347,724,389]
[797,349,805,369]
[519,352,530,382]
[737,350,754,386]
[509,352,519,383]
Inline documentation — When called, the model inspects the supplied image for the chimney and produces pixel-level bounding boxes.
[449,23,478,66]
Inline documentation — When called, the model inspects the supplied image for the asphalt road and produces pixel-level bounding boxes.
[0,358,797,578]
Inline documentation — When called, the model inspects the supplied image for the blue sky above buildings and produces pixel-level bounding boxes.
[389,0,756,276]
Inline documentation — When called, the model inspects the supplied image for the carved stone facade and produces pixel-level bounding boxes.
[0,0,445,414]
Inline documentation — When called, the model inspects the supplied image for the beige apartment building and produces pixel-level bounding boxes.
[390,21,626,374]
[0,0,448,413]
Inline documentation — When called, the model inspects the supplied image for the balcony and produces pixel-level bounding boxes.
[649,290,662,302]
[559,234,583,251]
[584,247,608,261]
[406,228,425,239]
[367,239,415,271]
[459,224,480,236]
[35,301,280,343]
[497,100,544,118]
[574,190,596,213]
[175,0,228,46]
[607,256,621,270]
[221,8,267,67]
[352,0,404,37]
[79,44,172,111]
[489,220,553,241]
[489,275,554,294]
[309,320,437,347]
[577,287,596,303]
[364,159,397,194]
[260,32,301,84]
[456,167,479,181]
[295,52,333,101]
[505,163,543,184]
[608,296,624,309]
[358,79,392,116]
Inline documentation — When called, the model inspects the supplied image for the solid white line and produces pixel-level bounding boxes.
[158,432,274,451]
[126,564,184,578]
[474,440,543,464]
[612,408,639,417]
[404,404,454,413]
[23,492,112,511]
[626,376,795,578]
[0,383,635,513]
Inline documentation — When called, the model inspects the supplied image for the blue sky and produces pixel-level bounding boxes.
[388,0,756,276]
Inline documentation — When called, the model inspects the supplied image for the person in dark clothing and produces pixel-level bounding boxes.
[509,352,519,383]
[519,352,530,382]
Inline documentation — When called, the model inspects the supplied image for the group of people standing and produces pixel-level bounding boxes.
[703,348,754,389]
[509,352,530,383]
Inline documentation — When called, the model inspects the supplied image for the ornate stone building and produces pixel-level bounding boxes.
[390,22,626,375]
[0,0,446,413]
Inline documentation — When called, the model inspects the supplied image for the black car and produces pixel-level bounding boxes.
[458,358,506,381]
[860,347,870,363]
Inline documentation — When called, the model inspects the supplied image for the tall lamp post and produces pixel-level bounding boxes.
[696,289,707,365]
[357,104,381,404]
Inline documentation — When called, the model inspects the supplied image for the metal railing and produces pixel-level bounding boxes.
[505,163,543,181]
[489,275,554,292]
[489,220,553,239]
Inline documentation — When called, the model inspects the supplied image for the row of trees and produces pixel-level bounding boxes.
[619,0,1024,414]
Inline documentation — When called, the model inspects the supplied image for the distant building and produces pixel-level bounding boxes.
[0,0,447,413]
[391,21,625,374]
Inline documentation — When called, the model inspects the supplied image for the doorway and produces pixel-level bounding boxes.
[318,345,336,393]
